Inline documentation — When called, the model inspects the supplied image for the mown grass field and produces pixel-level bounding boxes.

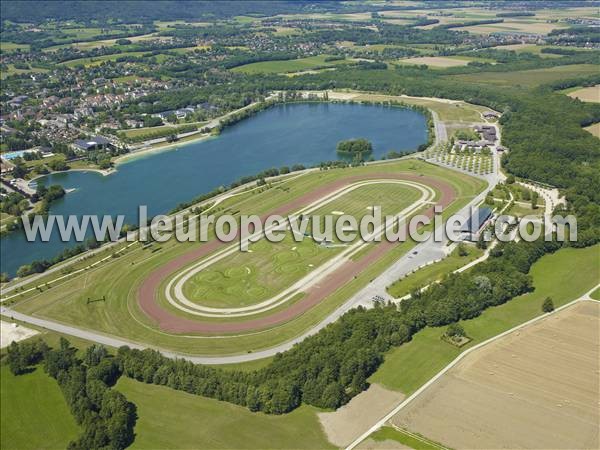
[0,365,80,450]
[370,244,600,394]
[11,159,484,355]
[367,426,443,450]
[352,93,491,122]
[386,245,484,298]
[231,55,351,74]
[115,376,334,449]
[181,182,421,308]
[58,51,150,68]
[451,64,600,88]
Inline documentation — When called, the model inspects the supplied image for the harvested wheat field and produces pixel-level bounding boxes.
[568,85,600,103]
[319,384,404,447]
[397,56,470,68]
[391,300,600,449]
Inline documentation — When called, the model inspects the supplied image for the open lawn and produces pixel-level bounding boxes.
[360,426,444,450]
[10,160,484,355]
[386,245,484,298]
[231,55,352,74]
[1,41,30,52]
[115,376,334,449]
[591,287,600,300]
[58,51,148,67]
[370,244,600,394]
[451,64,600,88]
[0,366,80,450]
[181,182,421,308]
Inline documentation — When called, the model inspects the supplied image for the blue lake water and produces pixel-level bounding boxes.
[1,102,427,276]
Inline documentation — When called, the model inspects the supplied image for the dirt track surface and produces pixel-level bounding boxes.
[391,301,600,449]
[138,173,456,334]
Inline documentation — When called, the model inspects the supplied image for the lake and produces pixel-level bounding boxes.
[1,102,428,276]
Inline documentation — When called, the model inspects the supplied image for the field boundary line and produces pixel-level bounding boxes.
[345,287,600,450]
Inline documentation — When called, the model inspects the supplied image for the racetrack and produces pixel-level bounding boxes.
[137,172,457,334]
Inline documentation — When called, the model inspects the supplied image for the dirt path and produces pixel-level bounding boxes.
[137,172,457,334]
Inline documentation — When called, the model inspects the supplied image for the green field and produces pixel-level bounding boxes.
[451,64,600,88]
[590,287,600,301]
[231,55,352,74]
[115,376,334,449]
[369,426,444,450]
[11,159,484,355]
[59,51,148,67]
[0,41,30,52]
[181,182,421,308]
[352,93,491,122]
[387,245,484,298]
[370,244,600,394]
[0,365,81,450]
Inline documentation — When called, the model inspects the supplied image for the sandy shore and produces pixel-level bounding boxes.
[114,132,216,166]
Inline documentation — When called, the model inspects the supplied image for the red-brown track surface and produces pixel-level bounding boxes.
[137,173,456,334]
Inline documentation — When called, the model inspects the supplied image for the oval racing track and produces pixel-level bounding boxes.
[137,172,457,335]
[167,179,434,317]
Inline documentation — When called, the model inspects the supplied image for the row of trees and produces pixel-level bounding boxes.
[115,238,560,415]
[7,339,136,449]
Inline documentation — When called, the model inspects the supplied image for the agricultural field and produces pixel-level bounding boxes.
[58,51,153,68]
[456,20,569,35]
[370,244,600,394]
[567,85,600,103]
[115,376,334,449]
[0,365,81,450]
[451,64,600,88]
[8,159,485,356]
[231,55,352,74]
[358,426,443,450]
[390,300,599,449]
[396,56,472,68]
[584,122,600,139]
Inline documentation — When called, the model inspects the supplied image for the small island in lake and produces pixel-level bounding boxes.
[336,138,373,156]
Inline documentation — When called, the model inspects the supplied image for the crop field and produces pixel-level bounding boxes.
[231,55,352,74]
[456,20,569,35]
[390,300,599,449]
[9,159,485,356]
[567,85,600,103]
[370,244,600,394]
[584,122,600,139]
[0,366,81,450]
[451,64,600,88]
[396,56,472,68]
[115,376,334,449]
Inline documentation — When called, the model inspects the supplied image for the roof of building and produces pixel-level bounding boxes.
[461,206,493,233]
[73,136,111,150]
